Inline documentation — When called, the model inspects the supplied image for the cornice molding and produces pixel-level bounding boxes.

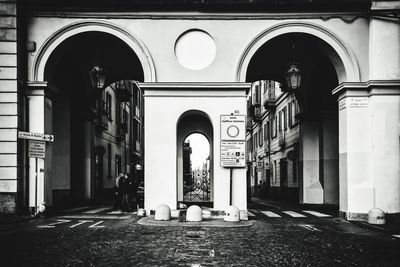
[332,80,400,97]
[139,82,251,91]
[28,11,368,22]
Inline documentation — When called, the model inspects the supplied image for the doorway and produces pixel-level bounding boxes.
[94,146,105,202]
[177,111,213,206]
[280,158,288,201]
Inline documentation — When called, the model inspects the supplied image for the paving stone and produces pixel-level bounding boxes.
[0,211,400,266]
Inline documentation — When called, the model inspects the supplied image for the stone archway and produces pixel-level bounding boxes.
[176,110,214,206]
[28,30,145,209]
[236,22,360,83]
[32,20,156,82]
[244,30,343,206]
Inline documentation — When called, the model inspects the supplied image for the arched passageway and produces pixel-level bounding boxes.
[176,111,214,207]
[182,133,211,203]
[42,32,144,207]
[246,33,340,205]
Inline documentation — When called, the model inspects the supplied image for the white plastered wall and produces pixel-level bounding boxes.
[144,86,247,214]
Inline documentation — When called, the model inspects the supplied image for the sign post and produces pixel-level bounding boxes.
[220,114,246,205]
[18,131,53,215]
[28,140,46,215]
[18,131,54,142]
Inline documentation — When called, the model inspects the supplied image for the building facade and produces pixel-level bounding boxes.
[0,0,399,221]
[247,81,302,203]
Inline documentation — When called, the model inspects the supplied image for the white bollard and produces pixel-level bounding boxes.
[186,205,202,222]
[224,205,240,222]
[155,204,171,221]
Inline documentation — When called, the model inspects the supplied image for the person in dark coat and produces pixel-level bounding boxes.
[121,173,131,211]
[113,173,124,210]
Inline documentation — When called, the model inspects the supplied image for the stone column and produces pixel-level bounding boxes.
[335,81,400,220]
[339,84,400,220]
[82,121,93,200]
[333,2,400,220]
[26,82,57,212]
[299,120,323,204]
[322,118,339,205]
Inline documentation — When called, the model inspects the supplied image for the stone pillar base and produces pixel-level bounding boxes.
[0,193,17,214]
[339,211,368,221]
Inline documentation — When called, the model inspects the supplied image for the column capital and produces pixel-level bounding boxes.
[25,81,59,98]
[332,80,400,99]
[372,1,400,11]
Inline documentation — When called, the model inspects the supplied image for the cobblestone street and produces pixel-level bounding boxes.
[1,202,400,266]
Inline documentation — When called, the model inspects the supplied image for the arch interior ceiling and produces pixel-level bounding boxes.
[45,31,144,91]
[247,33,339,116]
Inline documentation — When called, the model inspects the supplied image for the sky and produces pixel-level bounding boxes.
[185,133,210,169]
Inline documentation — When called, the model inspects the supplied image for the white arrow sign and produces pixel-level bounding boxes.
[18,131,54,142]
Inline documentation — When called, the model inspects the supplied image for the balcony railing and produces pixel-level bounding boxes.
[115,80,132,102]
[263,86,276,110]
[116,122,128,141]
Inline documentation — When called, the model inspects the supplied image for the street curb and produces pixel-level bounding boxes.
[137,216,253,228]
[0,214,40,225]
[352,221,393,234]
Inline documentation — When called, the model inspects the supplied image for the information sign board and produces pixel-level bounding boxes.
[220,141,246,168]
[28,140,46,158]
[220,115,246,141]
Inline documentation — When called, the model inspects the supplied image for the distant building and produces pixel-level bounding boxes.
[192,167,202,188]
[247,81,300,202]
[183,141,192,189]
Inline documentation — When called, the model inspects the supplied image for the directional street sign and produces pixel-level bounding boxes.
[18,131,54,142]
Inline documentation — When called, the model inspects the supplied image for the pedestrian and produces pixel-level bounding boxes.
[121,173,131,211]
[113,173,124,210]
[128,174,136,208]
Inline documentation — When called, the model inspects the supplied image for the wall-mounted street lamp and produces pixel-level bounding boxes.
[89,63,106,91]
[88,63,108,129]
[285,61,302,92]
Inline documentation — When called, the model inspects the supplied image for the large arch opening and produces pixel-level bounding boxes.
[44,31,144,208]
[246,32,340,206]
[177,111,214,207]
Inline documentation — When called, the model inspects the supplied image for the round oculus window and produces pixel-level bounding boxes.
[175,30,216,70]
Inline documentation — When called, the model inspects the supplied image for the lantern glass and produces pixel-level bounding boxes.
[285,62,301,90]
[89,64,106,90]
